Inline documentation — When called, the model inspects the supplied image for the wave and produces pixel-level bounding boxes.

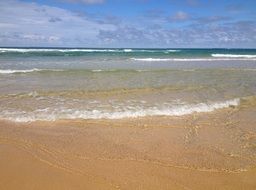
[131,57,256,62]
[124,49,132,52]
[0,68,42,74]
[211,54,256,58]
[2,67,256,75]
[131,49,179,53]
[0,68,63,74]
[0,68,135,74]
[165,50,179,52]
[0,48,180,53]
[131,58,220,62]
[131,58,174,61]
[0,68,155,75]
[0,98,240,122]
[0,48,121,53]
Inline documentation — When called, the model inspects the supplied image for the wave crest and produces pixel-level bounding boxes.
[0,48,180,53]
[0,69,63,74]
[131,57,256,62]
[0,98,240,122]
[211,54,256,58]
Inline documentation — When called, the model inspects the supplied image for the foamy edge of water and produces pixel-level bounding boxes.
[211,54,256,58]
[1,98,240,122]
[131,58,256,61]
[0,68,63,74]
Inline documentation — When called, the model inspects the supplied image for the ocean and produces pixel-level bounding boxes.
[0,48,256,122]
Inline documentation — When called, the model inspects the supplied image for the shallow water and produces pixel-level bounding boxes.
[0,48,256,122]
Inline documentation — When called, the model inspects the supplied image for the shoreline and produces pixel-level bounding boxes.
[1,108,256,189]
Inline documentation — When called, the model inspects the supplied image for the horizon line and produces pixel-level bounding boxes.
[1,47,256,50]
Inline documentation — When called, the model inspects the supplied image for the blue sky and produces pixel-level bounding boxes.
[0,0,255,48]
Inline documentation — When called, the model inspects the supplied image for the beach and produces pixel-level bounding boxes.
[1,106,256,189]
[0,48,256,189]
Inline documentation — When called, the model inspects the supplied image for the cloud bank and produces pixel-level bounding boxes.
[0,0,255,48]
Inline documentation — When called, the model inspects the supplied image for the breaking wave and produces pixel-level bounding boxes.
[0,98,240,122]
[0,48,180,53]
[211,54,256,58]
[131,57,256,61]
[0,68,63,74]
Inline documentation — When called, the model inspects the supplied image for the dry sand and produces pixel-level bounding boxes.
[0,107,256,190]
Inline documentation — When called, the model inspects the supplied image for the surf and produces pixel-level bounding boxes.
[0,98,240,122]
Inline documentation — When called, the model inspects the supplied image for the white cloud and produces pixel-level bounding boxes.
[0,0,115,46]
[0,1,255,48]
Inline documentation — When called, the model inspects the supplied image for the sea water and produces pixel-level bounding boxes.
[0,48,255,122]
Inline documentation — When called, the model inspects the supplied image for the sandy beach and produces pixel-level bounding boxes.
[1,0,256,188]
[1,106,256,190]
[1,48,256,190]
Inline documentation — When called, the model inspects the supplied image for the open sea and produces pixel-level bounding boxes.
[0,48,256,122]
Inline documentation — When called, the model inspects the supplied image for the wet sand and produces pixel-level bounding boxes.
[0,107,256,190]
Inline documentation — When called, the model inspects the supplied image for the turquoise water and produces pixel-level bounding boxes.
[0,48,256,122]
[1,48,256,58]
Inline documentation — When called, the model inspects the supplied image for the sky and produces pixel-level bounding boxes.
[0,0,255,48]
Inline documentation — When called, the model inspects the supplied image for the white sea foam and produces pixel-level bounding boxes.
[135,49,179,53]
[124,49,133,52]
[131,58,219,61]
[136,69,150,72]
[91,69,118,72]
[0,48,119,53]
[0,98,240,122]
[165,50,180,52]
[0,68,62,74]
[0,48,56,52]
[211,54,256,58]
[0,68,41,74]
[131,58,174,61]
[92,69,103,72]
[131,58,256,62]
[0,48,181,53]
[65,49,119,52]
